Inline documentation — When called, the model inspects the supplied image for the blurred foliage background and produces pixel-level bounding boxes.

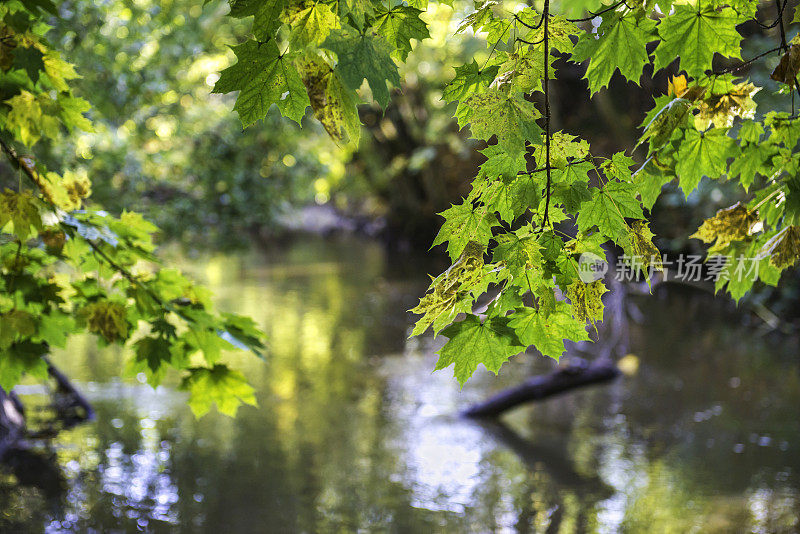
[44,0,338,249]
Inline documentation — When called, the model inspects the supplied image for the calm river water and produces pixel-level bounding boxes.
[3,235,799,533]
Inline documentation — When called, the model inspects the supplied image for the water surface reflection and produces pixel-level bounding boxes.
[4,236,799,533]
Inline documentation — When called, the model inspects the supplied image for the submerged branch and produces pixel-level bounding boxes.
[462,357,620,418]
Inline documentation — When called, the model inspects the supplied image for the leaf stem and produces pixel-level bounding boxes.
[752,185,783,211]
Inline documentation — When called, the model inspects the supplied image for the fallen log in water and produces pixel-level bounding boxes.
[0,387,27,459]
[43,356,95,427]
[462,357,620,418]
[1,357,94,454]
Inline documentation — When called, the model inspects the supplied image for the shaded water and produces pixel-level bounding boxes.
[3,236,800,533]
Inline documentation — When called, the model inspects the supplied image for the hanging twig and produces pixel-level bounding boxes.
[566,0,629,23]
[711,46,783,75]
[541,0,552,229]
[514,10,546,30]
[756,0,789,29]
[776,0,788,50]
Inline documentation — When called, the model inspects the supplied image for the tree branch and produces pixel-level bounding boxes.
[462,357,621,418]
[756,0,789,29]
[775,0,788,50]
[711,46,783,75]
[566,0,629,23]
[541,0,552,229]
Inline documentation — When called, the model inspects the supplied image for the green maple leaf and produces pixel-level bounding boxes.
[0,189,43,241]
[432,200,494,260]
[576,181,643,242]
[323,27,400,107]
[638,95,693,154]
[492,226,542,279]
[532,132,589,169]
[0,341,49,392]
[228,0,285,40]
[508,302,589,361]
[654,3,744,77]
[633,163,673,210]
[785,176,800,225]
[374,5,430,61]
[714,248,757,303]
[737,120,764,143]
[553,160,592,184]
[132,336,173,387]
[57,95,93,132]
[479,144,527,179]
[456,0,499,34]
[765,112,800,148]
[213,40,309,126]
[483,18,513,47]
[181,365,257,417]
[486,175,540,223]
[675,128,737,195]
[442,60,499,103]
[341,0,378,27]
[527,15,579,54]
[729,143,774,192]
[571,13,656,94]
[0,310,36,350]
[620,220,663,276]
[11,46,45,83]
[298,54,361,146]
[287,3,338,48]
[496,48,555,95]
[41,51,80,92]
[553,180,592,212]
[34,312,75,349]
[602,152,635,182]
[566,280,607,323]
[435,315,524,386]
[460,89,542,156]
[538,230,563,261]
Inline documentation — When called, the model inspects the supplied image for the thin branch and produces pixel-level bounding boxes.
[480,21,512,72]
[711,46,783,75]
[0,139,171,312]
[755,0,789,29]
[775,0,788,49]
[794,76,800,105]
[518,157,591,176]
[514,10,546,30]
[541,0,552,229]
[516,36,545,46]
[0,138,57,205]
[566,0,629,23]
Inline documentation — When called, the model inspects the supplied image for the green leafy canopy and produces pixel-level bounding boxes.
[5,0,800,393]
[1,1,266,417]
[209,0,800,385]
